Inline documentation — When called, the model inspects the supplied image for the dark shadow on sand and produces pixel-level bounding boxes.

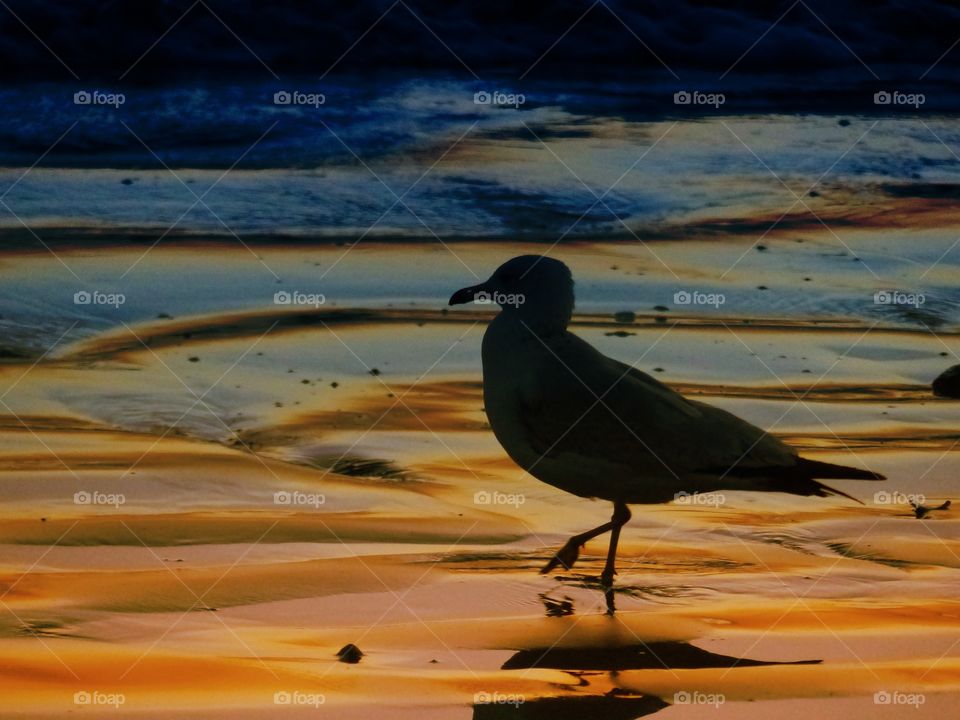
[501,639,822,671]
[473,693,668,719]
[472,639,821,719]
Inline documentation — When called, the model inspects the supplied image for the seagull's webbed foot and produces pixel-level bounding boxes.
[541,538,581,574]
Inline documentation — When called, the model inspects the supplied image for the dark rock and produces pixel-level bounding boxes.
[933,364,960,398]
[912,500,951,518]
[337,643,363,663]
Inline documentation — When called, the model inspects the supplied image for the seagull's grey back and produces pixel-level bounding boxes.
[480,313,801,503]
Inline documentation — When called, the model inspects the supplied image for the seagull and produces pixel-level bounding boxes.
[450,255,885,590]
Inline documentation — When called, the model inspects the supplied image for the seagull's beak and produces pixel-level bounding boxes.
[448,283,485,306]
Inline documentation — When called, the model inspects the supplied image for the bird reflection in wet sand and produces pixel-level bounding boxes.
[539,593,575,617]
[473,630,819,719]
[450,256,885,612]
[473,693,668,720]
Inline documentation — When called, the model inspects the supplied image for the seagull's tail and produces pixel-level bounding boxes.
[707,458,885,503]
[795,458,886,481]
[778,458,885,505]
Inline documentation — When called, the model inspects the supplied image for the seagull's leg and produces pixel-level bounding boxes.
[600,502,631,586]
[541,519,616,574]
[541,502,632,576]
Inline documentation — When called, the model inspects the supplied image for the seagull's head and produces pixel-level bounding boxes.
[448,255,574,332]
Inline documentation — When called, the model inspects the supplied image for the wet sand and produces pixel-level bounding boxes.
[0,241,958,718]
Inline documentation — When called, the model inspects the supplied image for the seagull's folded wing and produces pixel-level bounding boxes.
[517,333,797,481]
